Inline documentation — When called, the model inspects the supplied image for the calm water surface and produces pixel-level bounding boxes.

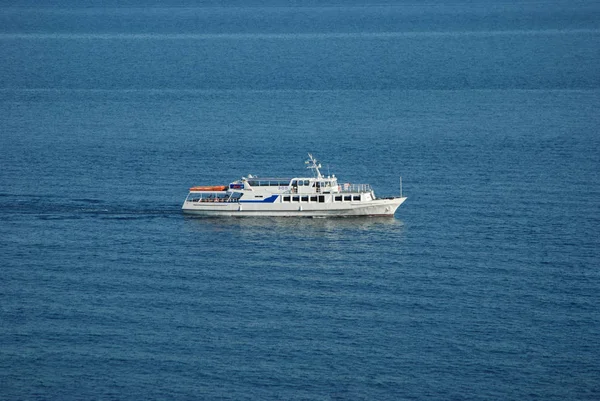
[1,2,600,400]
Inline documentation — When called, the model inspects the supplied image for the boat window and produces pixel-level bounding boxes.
[283,196,290,202]
[335,195,342,202]
[292,180,297,186]
[304,180,309,186]
[298,180,304,186]
[344,195,352,201]
[301,196,309,202]
[292,196,299,202]
[310,196,317,202]
[353,195,361,201]
[319,196,325,203]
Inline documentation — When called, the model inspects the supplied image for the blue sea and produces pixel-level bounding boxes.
[1,1,599,399]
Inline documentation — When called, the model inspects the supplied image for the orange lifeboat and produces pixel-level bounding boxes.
[190,185,227,192]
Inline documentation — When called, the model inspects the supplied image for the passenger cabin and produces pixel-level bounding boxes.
[240,176,339,194]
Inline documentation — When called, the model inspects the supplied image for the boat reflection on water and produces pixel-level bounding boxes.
[184,214,406,243]
[183,215,408,273]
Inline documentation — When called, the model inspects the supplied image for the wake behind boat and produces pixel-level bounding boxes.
[182,154,406,217]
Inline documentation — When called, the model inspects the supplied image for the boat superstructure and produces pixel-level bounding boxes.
[182,154,406,217]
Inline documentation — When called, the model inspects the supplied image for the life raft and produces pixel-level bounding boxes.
[189,185,227,192]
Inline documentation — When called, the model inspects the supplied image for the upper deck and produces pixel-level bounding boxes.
[228,176,372,195]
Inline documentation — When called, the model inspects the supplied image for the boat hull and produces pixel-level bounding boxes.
[182,197,407,217]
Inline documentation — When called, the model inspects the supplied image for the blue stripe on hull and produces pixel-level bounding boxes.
[239,195,279,203]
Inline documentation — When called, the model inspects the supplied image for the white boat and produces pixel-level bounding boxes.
[182,154,407,217]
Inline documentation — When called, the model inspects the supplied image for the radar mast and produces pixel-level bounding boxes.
[305,153,323,179]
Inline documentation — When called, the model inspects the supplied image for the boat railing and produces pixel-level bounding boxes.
[188,198,239,203]
[186,194,240,203]
[338,183,372,193]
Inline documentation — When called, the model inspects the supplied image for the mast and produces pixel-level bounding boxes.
[305,153,323,179]
[400,176,403,198]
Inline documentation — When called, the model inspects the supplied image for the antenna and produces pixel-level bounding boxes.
[400,176,403,198]
[306,153,323,179]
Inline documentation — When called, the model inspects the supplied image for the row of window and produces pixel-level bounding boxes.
[281,195,361,203]
[246,180,289,187]
[292,180,334,188]
[246,179,337,188]
[282,195,325,203]
[336,195,361,202]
